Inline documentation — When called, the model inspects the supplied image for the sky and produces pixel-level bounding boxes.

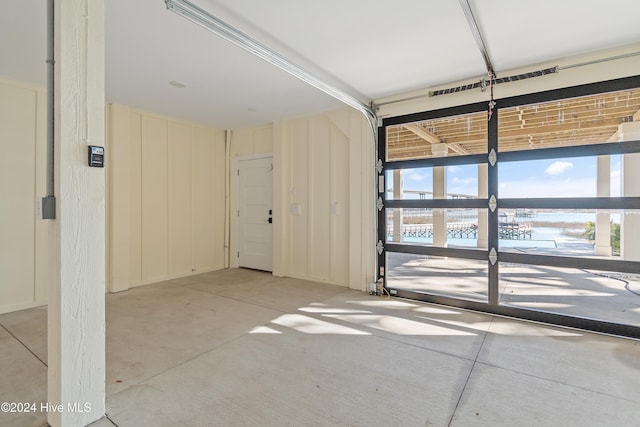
[389,155,622,199]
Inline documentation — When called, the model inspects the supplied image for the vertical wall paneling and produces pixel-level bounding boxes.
[331,124,350,285]
[356,112,375,291]
[272,122,285,276]
[0,82,39,312]
[33,87,48,304]
[254,126,273,153]
[168,122,192,277]
[348,110,364,290]
[231,126,274,157]
[212,130,226,267]
[273,110,370,287]
[290,121,310,277]
[140,115,169,283]
[128,111,143,286]
[192,127,215,272]
[108,104,131,292]
[310,118,331,280]
[110,107,224,288]
[271,109,374,288]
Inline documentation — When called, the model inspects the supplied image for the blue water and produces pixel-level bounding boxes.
[534,212,620,224]
[403,236,558,248]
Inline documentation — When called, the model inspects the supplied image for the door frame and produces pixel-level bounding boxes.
[233,153,274,270]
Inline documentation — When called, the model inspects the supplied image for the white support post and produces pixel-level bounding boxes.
[595,155,611,256]
[477,164,488,249]
[48,1,106,426]
[620,122,640,261]
[432,144,448,248]
[392,169,403,242]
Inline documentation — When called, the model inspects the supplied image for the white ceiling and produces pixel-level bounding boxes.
[1,0,639,129]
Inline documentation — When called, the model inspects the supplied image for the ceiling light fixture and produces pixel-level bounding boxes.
[169,80,186,88]
[164,0,375,121]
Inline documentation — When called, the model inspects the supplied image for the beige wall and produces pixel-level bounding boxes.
[229,109,375,290]
[277,109,375,289]
[0,78,48,314]
[107,104,226,291]
[0,83,372,315]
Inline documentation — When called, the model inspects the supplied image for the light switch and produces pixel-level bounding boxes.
[332,202,340,215]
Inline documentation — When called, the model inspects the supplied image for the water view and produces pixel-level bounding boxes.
[389,210,622,255]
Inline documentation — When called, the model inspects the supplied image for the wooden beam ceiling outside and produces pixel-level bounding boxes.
[401,124,471,155]
[386,88,640,161]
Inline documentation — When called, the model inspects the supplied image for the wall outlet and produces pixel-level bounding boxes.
[290,203,301,215]
[35,197,42,220]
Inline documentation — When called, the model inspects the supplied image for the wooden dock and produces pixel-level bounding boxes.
[498,222,532,239]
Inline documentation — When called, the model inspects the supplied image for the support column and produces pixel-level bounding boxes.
[477,164,488,249]
[392,169,403,242]
[432,144,448,247]
[620,122,640,261]
[595,155,611,256]
[48,1,106,426]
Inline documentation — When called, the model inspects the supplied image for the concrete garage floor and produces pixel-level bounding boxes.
[388,253,640,327]
[1,269,640,427]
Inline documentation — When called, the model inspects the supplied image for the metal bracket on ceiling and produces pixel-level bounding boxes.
[458,0,497,121]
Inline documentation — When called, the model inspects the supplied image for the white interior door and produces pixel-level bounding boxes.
[237,156,273,271]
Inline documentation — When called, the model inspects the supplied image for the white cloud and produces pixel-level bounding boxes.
[452,177,476,185]
[545,161,573,176]
[447,165,461,174]
[406,172,426,182]
[499,177,595,198]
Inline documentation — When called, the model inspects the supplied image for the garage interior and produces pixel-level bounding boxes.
[1,0,640,426]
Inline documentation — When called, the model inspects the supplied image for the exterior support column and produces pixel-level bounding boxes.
[392,169,403,242]
[432,143,448,248]
[477,164,488,249]
[48,1,106,426]
[620,122,640,261]
[595,156,611,256]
